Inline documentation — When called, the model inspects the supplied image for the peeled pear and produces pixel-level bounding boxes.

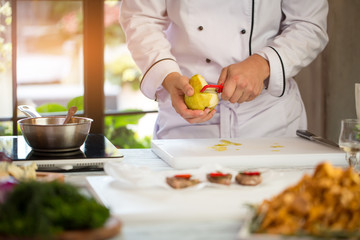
[184,74,219,110]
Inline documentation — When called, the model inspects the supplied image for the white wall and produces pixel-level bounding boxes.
[296,0,360,142]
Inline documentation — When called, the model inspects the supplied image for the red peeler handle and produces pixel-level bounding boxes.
[200,83,223,93]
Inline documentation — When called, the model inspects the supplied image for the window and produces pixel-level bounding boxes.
[0,0,157,148]
[0,0,12,135]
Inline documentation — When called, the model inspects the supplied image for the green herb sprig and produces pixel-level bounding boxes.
[0,181,110,238]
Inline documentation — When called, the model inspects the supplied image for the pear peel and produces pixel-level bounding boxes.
[184,74,219,110]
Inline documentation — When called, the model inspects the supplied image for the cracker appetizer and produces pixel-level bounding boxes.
[235,171,262,186]
[206,172,232,185]
[166,174,200,189]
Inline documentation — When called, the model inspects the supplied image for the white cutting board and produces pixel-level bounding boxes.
[87,168,312,223]
[151,137,345,169]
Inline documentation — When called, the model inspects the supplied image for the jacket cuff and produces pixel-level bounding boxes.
[140,58,181,100]
[255,47,286,97]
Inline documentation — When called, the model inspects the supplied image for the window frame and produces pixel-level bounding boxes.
[83,0,105,134]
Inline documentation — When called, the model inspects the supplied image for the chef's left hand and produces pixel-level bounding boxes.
[218,54,270,103]
[162,72,216,124]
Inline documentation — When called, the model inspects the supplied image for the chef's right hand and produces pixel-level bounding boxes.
[162,72,216,124]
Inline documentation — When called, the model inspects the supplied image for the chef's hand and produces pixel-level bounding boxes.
[218,54,270,103]
[162,72,216,124]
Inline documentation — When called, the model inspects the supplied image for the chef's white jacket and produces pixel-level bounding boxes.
[120,0,329,139]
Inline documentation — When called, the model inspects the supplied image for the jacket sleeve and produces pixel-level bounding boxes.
[119,0,181,100]
[255,0,329,97]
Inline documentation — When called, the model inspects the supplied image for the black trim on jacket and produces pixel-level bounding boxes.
[269,46,286,97]
[249,0,255,56]
[141,57,177,86]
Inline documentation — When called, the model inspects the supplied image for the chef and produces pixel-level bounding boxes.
[119,0,329,139]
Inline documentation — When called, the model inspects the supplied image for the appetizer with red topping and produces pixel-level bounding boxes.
[166,174,200,189]
[206,172,232,185]
[235,171,262,186]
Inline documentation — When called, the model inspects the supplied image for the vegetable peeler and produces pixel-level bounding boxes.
[200,83,223,93]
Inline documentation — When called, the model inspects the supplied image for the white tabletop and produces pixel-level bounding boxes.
[64,149,346,240]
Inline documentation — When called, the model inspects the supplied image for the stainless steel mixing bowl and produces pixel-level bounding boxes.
[18,116,93,152]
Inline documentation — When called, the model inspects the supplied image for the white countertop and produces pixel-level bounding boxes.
[64,148,347,240]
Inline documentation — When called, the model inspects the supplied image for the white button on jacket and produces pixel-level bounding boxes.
[120,0,329,139]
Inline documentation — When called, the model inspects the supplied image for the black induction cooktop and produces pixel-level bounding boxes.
[0,134,123,172]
